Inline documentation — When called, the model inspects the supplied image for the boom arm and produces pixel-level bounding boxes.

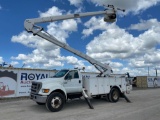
[24,9,117,76]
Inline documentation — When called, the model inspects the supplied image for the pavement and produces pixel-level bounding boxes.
[0,88,160,120]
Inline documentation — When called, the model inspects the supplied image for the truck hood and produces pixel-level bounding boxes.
[34,77,66,95]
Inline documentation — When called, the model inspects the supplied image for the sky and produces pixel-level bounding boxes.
[0,0,160,76]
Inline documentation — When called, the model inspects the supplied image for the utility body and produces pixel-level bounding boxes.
[24,5,132,112]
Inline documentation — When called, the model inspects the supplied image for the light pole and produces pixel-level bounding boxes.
[155,68,157,76]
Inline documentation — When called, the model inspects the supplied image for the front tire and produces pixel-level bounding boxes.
[46,92,65,112]
[109,88,120,102]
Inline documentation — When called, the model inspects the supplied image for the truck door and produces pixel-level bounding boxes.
[63,70,82,93]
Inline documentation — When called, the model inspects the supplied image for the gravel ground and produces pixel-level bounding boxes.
[0,88,160,120]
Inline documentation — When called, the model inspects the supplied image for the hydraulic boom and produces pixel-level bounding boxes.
[24,6,121,76]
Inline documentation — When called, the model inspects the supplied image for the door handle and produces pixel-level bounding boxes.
[79,80,81,83]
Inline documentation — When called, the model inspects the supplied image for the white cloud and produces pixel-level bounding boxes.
[10,61,19,66]
[56,56,85,68]
[85,20,136,59]
[44,60,64,67]
[128,53,160,76]
[0,57,4,63]
[74,7,83,13]
[139,26,160,49]
[12,31,43,48]
[67,0,160,15]
[66,56,85,67]
[39,6,63,17]
[144,50,160,64]
[85,65,97,72]
[11,54,28,60]
[88,0,160,14]
[129,19,160,31]
[83,17,160,75]
[129,59,151,68]
[11,6,83,69]
[110,62,123,68]
[82,17,107,37]
[60,19,78,32]
[68,0,83,6]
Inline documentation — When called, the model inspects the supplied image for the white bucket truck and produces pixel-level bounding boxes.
[24,5,132,112]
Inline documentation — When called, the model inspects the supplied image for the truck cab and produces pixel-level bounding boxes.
[30,69,83,111]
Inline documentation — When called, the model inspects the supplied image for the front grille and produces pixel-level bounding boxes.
[31,81,42,94]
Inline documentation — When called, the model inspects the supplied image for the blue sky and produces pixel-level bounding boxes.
[0,0,160,76]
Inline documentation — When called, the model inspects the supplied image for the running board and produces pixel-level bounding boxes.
[121,93,131,103]
[82,89,94,109]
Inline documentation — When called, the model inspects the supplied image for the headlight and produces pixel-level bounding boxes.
[42,89,50,93]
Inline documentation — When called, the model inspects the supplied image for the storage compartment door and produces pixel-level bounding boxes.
[90,78,99,95]
[98,78,105,94]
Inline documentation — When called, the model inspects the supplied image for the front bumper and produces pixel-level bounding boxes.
[30,94,47,103]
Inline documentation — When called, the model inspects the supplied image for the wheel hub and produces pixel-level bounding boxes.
[51,97,62,108]
[113,91,118,100]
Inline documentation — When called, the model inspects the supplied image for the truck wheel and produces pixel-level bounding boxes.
[36,102,45,105]
[46,92,65,112]
[109,88,120,102]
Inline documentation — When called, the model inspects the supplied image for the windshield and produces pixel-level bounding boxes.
[53,70,69,78]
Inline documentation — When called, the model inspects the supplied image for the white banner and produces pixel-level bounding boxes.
[147,76,160,87]
[0,68,56,98]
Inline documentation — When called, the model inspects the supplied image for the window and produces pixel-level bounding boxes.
[53,70,69,78]
[65,70,79,80]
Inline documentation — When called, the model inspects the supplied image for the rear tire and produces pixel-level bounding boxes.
[109,88,120,102]
[46,92,65,112]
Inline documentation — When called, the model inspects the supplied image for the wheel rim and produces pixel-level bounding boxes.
[51,97,62,108]
[113,90,118,100]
